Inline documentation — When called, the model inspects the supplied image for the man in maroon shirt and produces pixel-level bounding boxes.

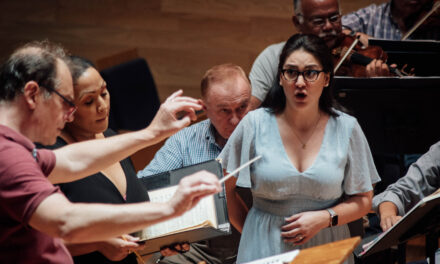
[0,41,221,264]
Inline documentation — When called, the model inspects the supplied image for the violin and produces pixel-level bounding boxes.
[332,34,407,77]
[332,34,387,77]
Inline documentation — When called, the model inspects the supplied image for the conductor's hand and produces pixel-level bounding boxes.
[98,235,145,261]
[167,171,222,217]
[147,90,202,143]
[281,210,329,245]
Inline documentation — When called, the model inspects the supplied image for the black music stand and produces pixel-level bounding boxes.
[368,39,440,76]
[354,194,440,264]
[333,76,440,156]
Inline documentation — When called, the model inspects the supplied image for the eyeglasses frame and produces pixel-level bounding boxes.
[44,86,78,118]
[281,69,325,82]
[297,13,341,28]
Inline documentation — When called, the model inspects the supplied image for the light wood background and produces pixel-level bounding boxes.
[0,0,385,101]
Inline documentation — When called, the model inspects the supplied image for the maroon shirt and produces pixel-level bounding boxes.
[0,124,73,264]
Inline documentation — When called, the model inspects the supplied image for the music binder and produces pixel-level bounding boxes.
[136,159,231,255]
[354,192,440,258]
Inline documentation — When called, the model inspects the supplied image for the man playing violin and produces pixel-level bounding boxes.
[342,0,440,41]
[249,0,391,110]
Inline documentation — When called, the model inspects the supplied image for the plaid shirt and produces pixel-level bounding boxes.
[137,119,222,177]
[342,2,440,40]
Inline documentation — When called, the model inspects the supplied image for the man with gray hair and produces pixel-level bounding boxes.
[249,0,391,110]
[0,41,221,264]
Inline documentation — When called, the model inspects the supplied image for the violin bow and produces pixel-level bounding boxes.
[334,35,360,74]
[402,1,440,40]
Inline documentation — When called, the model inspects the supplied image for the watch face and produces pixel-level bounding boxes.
[327,208,338,226]
[332,215,338,226]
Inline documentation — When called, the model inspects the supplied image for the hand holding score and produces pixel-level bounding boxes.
[281,210,330,245]
[167,170,221,218]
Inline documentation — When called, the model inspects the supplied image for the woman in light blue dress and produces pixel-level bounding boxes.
[219,34,380,264]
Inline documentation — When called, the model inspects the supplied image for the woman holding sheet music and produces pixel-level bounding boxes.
[40,56,149,264]
[219,34,380,264]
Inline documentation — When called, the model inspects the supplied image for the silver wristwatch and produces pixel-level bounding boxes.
[327,208,338,227]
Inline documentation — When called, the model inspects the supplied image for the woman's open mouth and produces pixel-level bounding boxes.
[295,91,307,100]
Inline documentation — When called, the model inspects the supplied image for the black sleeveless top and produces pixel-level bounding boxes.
[42,129,149,264]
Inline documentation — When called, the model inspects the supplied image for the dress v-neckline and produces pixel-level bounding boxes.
[273,113,331,174]
[100,165,128,200]
[60,133,129,201]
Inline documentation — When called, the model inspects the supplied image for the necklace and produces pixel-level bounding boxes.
[291,112,321,149]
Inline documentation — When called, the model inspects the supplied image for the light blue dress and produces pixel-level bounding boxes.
[218,108,380,264]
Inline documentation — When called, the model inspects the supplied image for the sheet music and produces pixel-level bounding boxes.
[360,191,440,256]
[243,249,299,264]
[142,185,217,239]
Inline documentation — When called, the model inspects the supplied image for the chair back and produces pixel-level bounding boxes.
[100,58,160,131]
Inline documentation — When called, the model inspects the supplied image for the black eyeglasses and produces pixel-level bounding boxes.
[46,86,77,118]
[281,69,324,82]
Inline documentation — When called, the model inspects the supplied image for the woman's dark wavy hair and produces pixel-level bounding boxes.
[68,55,95,85]
[262,33,340,117]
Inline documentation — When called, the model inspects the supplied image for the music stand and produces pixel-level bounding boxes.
[333,76,440,156]
[353,194,440,263]
[368,39,440,76]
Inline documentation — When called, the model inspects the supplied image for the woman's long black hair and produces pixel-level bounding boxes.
[262,33,340,117]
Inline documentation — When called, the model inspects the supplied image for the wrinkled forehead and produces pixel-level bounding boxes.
[204,73,250,97]
[301,0,339,17]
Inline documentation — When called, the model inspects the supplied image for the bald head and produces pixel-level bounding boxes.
[201,63,249,98]
[200,63,251,146]
[0,41,68,102]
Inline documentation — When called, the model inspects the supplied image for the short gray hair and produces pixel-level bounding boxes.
[293,0,341,23]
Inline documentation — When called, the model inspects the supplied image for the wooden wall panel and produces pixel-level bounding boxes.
[0,0,386,101]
